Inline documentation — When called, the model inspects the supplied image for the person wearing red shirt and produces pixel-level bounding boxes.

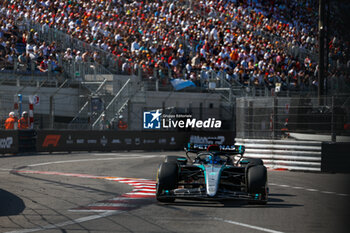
[18,111,29,130]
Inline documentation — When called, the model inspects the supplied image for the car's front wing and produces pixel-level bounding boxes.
[157,187,264,201]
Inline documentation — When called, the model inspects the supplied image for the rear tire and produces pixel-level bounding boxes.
[247,165,268,205]
[245,158,264,166]
[156,162,178,203]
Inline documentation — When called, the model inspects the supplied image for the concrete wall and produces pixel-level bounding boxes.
[0,76,224,130]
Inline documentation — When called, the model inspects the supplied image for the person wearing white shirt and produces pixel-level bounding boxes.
[39,42,48,56]
[131,39,140,53]
[115,34,122,42]
[210,28,218,40]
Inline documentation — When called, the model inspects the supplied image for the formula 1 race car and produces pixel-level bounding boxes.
[156,143,268,204]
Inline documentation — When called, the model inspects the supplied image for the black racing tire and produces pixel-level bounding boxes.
[247,165,268,205]
[156,162,178,203]
[164,155,187,165]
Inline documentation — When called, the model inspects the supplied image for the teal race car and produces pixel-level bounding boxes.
[156,143,268,204]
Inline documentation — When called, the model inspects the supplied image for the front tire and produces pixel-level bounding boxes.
[156,162,178,203]
[247,165,268,205]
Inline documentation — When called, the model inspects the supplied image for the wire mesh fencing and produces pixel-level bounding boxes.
[236,95,350,140]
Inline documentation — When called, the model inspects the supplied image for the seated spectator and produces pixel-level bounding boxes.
[38,57,48,72]
[0,0,347,95]
[17,52,27,71]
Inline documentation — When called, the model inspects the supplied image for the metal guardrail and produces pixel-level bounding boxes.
[235,138,322,172]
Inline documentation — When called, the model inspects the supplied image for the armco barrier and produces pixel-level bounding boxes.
[0,131,18,154]
[0,130,235,154]
[321,142,350,173]
[35,130,235,152]
[18,130,36,153]
[235,138,322,171]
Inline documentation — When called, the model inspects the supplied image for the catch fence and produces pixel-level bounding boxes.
[236,95,350,140]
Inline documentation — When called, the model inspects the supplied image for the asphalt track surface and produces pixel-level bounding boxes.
[0,151,349,233]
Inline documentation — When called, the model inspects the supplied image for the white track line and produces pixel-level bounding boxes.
[213,217,284,233]
[87,203,136,207]
[5,155,157,233]
[270,183,349,197]
[5,211,122,233]
[125,192,155,196]
[337,193,349,196]
[305,188,318,192]
[321,191,335,194]
[27,156,157,167]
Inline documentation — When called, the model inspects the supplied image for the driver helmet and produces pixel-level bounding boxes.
[206,154,222,164]
[206,155,214,164]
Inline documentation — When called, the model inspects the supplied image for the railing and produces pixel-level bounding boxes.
[61,61,112,82]
[68,78,107,127]
[19,20,113,80]
[22,20,128,75]
[0,59,62,85]
[92,78,132,129]
[14,14,349,101]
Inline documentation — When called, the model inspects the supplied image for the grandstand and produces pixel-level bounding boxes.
[0,0,349,137]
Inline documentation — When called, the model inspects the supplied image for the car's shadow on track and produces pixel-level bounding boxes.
[269,193,295,197]
[0,189,26,216]
[158,193,302,209]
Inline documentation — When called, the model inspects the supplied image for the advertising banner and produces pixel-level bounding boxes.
[18,130,36,153]
[36,130,235,152]
[0,130,18,154]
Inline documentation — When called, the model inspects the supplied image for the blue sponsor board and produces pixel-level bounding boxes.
[143,110,161,129]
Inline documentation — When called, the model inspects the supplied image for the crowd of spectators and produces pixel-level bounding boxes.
[0,0,348,93]
[0,14,64,74]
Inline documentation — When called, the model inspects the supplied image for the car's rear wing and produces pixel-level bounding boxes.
[185,143,245,155]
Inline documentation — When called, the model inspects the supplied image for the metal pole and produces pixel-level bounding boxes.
[318,0,325,106]
[325,0,329,96]
[273,96,278,139]
[18,94,22,117]
[248,101,253,139]
[331,96,336,142]
[49,96,54,129]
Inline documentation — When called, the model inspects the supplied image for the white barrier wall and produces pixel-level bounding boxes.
[235,138,322,171]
